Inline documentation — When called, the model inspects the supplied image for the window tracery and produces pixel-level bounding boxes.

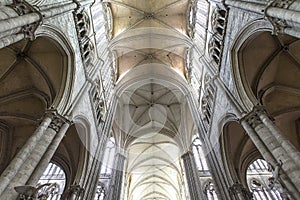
[37,162,66,199]
[90,77,107,126]
[208,5,228,66]
[200,74,216,132]
[94,137,116,199]
[74,9,95,67]
[204,181,218,200]
[192,136,218,199]
[247,159,290,200]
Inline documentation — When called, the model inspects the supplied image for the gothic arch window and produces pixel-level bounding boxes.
[100,137,116,177]
[192,136,209,172]
[246,159,285,200]
[95,137,116,199]
[94,182,106,200]
[192,136,218,199]
[204,181,218,200]
[37,162,67,199]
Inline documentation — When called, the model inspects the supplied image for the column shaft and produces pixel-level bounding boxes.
[0,115,67,199]
[0,33,24,49]
[258,111,300,168]
[27,122,70,185]
[182,151,204,200]
[0,1,77,49]
[241,120,276,164]
[0,13,40,33]
[0,116,51,195]
[106,153,126,200]
[242,111,300,199]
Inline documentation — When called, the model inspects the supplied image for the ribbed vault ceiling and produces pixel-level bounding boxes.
[106,0,194,199]
[104,0,192,80]
[241,32,300,150]
[113,83,194,200]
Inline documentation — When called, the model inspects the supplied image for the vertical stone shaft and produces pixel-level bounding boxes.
[257,111,300,167]
[0,116,51,195]
[0,13,40,33]
[107,153,126,200]
[0,33,24,49]
[182,151,204,200]
[0,116,68,199]
[242,110,300,199]
[27,122,70,185]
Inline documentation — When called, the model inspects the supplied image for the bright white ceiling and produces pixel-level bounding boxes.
[104,0,195,199]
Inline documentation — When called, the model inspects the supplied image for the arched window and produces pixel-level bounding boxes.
[204,181,218,200]
[192,136,218,199]
[246,159,288,200]
[94,137,116,199]
[37,162,66,199]
[100,137,116,177]
[192,137,209,172]
[95,182,106,200]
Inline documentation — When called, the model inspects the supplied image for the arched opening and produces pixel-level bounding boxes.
[0,36,71,174]
[95,136,116,200]
[192,136,218,199]
[54,123,89,190]
[125,132,184,200]
[113,79,193,200]
[37,162,67,199]
[238,31,300,151]
[222,121,258,187]
[246,159,288,200]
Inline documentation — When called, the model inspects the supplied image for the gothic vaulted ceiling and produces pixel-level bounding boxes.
[241,32,300,150]
[113,83,194,200]
[104,1,195,199]
[104,0,193,80]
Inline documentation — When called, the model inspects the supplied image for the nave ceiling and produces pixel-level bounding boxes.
[103,1,197,199]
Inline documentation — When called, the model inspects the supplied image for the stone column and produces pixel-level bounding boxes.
[257,109,300,167]
[27,120,71,185]
[0,1,77,49]
[241,108,300,199]
[0,13,40,33]
[0,113,69,199]
[106,152,126,200]
[181,151,204,200]
[0,115,52,195]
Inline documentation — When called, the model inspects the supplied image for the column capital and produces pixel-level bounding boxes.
[267,0,295,9]
[64,184,85,197]
[9,0,43,40]
[44,109,72,132]
[264,0,296,35]
[181,150,194,159]
[240,106,271,129]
